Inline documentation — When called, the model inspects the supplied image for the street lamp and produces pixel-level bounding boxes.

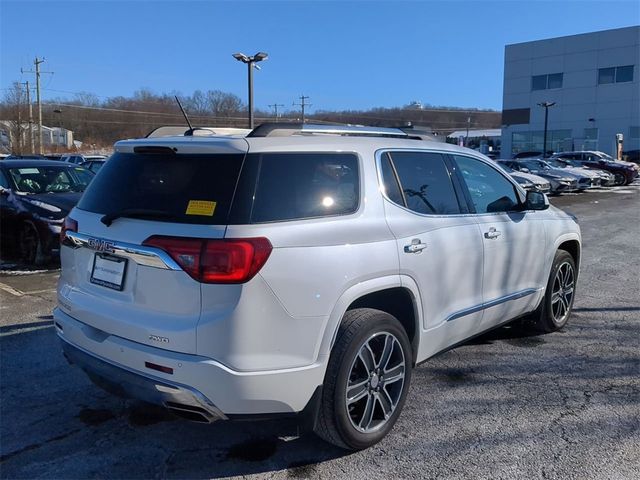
[537,101,556,158]
[232,51,268,129]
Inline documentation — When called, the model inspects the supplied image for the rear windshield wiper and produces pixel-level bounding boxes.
[101,209,178,226]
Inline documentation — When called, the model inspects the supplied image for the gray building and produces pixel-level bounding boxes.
[501,26,639,158]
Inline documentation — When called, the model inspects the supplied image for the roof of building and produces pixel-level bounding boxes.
[447,128,501,139]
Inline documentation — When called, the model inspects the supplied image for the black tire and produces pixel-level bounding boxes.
[613,173,626,186]
[18,221,44,266]
[314,308,412,450]
[533,250,577,333]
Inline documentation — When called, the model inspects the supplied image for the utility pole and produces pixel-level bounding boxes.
[293,95,311,123]
[268,103,285,120]
[22,81,34,153]
[22,57,51,154]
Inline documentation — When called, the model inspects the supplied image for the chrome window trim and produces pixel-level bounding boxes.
[65,231,181,271]
[446,288,541,322]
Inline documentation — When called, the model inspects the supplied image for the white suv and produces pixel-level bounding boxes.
[55,124,581,450]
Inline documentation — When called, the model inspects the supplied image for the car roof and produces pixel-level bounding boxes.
[114,134,478,156]
[0,159,86,169]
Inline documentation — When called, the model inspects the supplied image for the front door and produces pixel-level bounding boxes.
[378,151,485,357]
[451,154,547,328]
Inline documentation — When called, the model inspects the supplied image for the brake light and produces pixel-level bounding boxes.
[60,216,78,244]
[142,236,272,284]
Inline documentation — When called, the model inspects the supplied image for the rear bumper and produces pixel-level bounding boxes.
[54,307,326,416]
[61,339,226,422]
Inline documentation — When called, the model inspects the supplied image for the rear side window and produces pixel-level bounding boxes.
[77,152,245,225]
[386,151,460,215]
[250,153,359,223]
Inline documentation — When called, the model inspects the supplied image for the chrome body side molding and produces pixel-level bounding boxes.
[446,288,539,322]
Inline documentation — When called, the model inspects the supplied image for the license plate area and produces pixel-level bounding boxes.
[90,253,127,291]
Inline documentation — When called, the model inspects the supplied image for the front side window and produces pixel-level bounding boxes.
[453,155,520,214]
[384,151,460,215]
[250,153,359,223]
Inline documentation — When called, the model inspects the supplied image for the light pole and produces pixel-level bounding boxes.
[232,52,268,129]
[538,101,556,158]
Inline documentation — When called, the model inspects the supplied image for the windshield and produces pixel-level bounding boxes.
[520,160,547,171]
[546,159,567,168]
[8,166,93,193]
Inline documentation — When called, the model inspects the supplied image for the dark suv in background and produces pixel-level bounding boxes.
[552,151,638,185]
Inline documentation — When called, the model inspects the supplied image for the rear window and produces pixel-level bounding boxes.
[249,152,359,223]
[77,152,245,225]
[77,151,360,225]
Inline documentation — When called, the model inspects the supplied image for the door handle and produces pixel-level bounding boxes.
[484,227,501,239]
[404,239,427,253]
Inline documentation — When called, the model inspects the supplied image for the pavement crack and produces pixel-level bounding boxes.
[0,428,82,462]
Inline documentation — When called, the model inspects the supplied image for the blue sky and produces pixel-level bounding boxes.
[1,1,639,113]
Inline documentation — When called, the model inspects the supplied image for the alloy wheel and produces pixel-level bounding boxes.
[345,332,406,433]
[551,261,575,324]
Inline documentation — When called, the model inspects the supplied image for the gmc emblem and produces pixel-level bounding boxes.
[87,237,115,253]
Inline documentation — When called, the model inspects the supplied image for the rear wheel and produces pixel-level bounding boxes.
[613,172,626,186]
[314,308,412,450]
[534,250,576,333]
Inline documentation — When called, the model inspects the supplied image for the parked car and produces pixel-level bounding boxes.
[552,151,638,185]
[60,155,86,164]
[495,162,551,194]
[543,158,602,188]
[552,158,615,186]
[5,154,48,160]
[81,159,106,174]
[513,150,553,159]
[498,159,580,194]
[0,160,94,264]
[56,123,581,450]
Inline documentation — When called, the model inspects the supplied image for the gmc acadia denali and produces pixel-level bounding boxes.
[55,124,581,450]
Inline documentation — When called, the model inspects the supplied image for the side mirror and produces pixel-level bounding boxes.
[520,167,531,173]
[525,190,549,210]
[0,186,10,196]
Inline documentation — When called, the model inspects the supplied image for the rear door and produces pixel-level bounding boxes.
[379,150,485,356]
[451,154,547,327]
[58,143,249,354]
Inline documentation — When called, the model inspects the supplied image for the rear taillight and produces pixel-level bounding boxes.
[60,216,78,244]
[142,236,272,284]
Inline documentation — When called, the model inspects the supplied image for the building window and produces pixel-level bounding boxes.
[531,73,563,91]
[598,65,634,84]
[511,129,572,154]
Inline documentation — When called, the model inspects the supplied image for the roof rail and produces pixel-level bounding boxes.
[247,122,421,139]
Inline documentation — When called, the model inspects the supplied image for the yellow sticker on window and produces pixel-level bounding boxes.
[185,200,216,216]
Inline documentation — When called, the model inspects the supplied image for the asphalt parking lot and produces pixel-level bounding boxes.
[1,184,639,480]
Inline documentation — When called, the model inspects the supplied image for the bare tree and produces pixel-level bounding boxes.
[0,82,28,154]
